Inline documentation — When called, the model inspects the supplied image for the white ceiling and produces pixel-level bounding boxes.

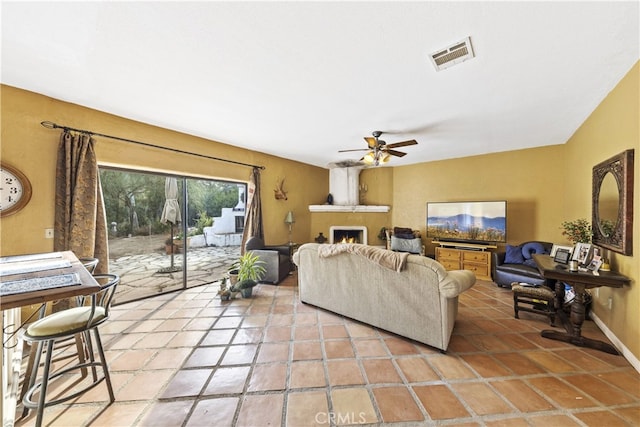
[2,1,638,168]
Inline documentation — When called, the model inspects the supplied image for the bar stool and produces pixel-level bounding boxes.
[21,273,119,427]
[19,257,101,417]
[511,282,557,326]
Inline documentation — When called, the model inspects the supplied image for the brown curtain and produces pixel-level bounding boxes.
[54,131,109,274]
[241,167,263,253]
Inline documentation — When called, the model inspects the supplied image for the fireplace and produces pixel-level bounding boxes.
[330,226,368,245]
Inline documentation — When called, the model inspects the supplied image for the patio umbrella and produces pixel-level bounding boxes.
[158,177,182,273]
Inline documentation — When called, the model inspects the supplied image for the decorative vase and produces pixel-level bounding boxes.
[326,193,333,205]
[315,232,327,243]
[241,288,253,298]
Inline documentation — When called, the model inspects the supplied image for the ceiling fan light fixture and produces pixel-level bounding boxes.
[363,151,376,165]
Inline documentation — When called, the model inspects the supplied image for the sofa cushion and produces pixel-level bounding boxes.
[245,236,264,251]
[504,244,525,264]
[390,236,422,254]
[495,263,541,278]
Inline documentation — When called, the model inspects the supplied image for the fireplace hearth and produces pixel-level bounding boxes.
[330,226,367,245]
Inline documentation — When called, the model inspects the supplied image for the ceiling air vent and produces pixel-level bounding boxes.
[430,37,475,71]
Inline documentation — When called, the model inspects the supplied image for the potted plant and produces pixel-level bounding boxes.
[560,218,592,244]
[229,252,266,298]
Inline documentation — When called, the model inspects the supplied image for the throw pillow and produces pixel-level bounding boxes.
[504,244,524,264]
[521,242,547,260]
[393,227,415,239]
[390,236,422,254]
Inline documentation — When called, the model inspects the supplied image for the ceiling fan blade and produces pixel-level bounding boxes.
[364,137,377,148]
[338,148,369,153]
[386,149,407,157]
[386,139,417,149]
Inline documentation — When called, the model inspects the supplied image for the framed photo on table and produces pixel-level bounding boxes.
[550,244,573,257]
[572,243,592,265]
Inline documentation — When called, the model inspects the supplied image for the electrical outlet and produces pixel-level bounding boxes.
[45,228,54,239]
[608,297,613,310]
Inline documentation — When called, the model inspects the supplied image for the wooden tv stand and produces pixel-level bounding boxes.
[434,242,496,281]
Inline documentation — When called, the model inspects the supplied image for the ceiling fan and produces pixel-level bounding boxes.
[338,131,418,166]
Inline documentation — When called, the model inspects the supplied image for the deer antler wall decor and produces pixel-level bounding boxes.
[274,177,288,200]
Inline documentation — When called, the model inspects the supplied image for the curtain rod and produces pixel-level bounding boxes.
[40,121,265,170]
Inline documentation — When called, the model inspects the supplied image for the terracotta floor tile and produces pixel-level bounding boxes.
[461,354,512,378]
[247,363,287,391]
[492,352,547,376]
[203,366,250,395]
[165,330,206,347]
[286,390,330,426]
[429,355,477,380]
[345,322,379,338]
[330,388,378,424]
[327,360,365,386]
[598,370,640,398]
[137,400,194,427]
[527,414,582,427]
[613,405,640,425]
[232,327,264,344]
[362,359,402,384]
[295,325,320,340]
[413,384,470,420]
[185,316,217,330]
[133,331,178,349]
[396,356,440,382]
[90,402,148,426]
[270,313,295,326]
[467,334,516,352]
[290,361,326,389]
[574,410,630,426]
[154,317,192,331]
[201,329,235,346]
[117,370,174,401]
[240,314,269,328]
[491,379,556,412]
[213,316,243,329]
[353,338,388,357]
[294,312,318,325]
[161,368,210,398]
[256,342,290,363]
[186,397,239,426]
[220,344,258,366]
[385,337,420,355]
[264,325,292,342]
[484,418,531,427]
[373,386,424,422]
[563,374,636,405]
[236,394,284,426]
[322,324,349,339]
[293,341,323,360]
[128,319,164,333]
[104,332,145,350]
[183,346,225,368]
[144,347,192,370]
[323,339,354,359]
[522,351,578,373]
[447,334,481,353]
[452,382,514,415]
[109,349,155,371]
[528,377,597,409]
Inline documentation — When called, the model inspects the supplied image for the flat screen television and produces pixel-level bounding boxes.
[427,201,507,244]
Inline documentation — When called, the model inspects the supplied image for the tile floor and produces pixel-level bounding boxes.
[14,273,640,426]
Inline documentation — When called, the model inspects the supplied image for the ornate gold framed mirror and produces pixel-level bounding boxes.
[592,149,634,255]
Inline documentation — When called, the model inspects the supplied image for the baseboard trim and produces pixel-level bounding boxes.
[590,311,640,373]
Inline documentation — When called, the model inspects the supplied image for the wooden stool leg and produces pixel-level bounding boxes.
[513,293,520,319]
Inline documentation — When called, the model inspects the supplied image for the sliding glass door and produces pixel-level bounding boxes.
[100,167,244,304]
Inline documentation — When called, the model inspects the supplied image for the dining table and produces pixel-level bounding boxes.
[1,251,101,427]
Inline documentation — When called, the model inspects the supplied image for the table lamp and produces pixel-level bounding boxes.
[284,211,295,244]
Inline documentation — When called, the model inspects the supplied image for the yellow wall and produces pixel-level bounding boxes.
[0,85,328,255]
[1,61,638,358]
[563,62,639,356]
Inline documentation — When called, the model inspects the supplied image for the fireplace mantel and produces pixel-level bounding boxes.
[308,205,390,213]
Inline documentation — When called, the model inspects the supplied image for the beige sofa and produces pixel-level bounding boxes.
[293,243,476,351]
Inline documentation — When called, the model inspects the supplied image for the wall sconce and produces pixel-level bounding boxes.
[284,211,295,244]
